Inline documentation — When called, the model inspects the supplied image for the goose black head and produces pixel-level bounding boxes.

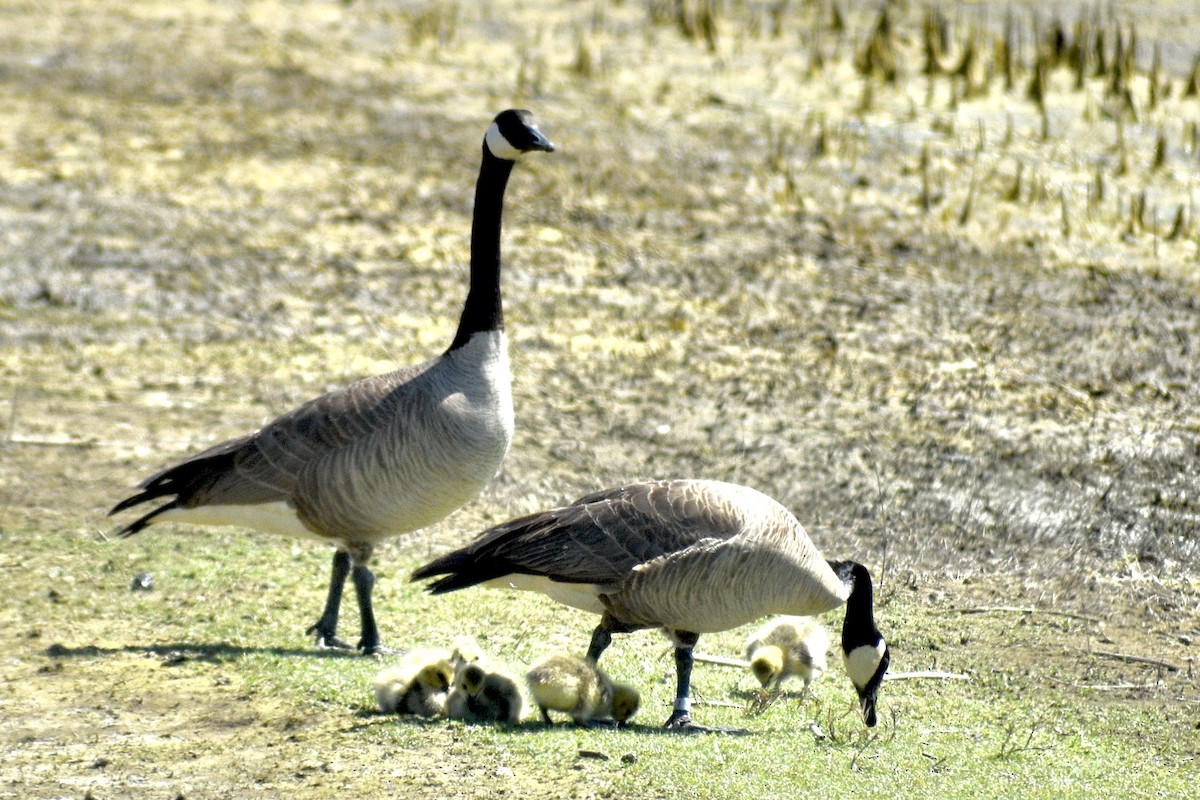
[484,109,556,160]
[827,560,889,727]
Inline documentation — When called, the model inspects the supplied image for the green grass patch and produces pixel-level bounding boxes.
[9,527,1191,798]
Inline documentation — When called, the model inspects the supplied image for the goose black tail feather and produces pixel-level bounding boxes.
[412,507,575,593]
[109,445,243,533]
[111,498,181,537]
[109,483,172,517]
[425,572,488,595]
[410,552,515,595]
[108,472,190,534]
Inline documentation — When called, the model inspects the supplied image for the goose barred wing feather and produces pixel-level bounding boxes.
[414,480,745,592]
[415,480,851,634]
[414,480,804,591]
[110,360,433,536]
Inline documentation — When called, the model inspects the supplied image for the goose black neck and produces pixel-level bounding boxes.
[828,560,880,650]
[449,147,516,351]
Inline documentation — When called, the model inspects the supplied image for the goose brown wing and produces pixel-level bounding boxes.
[111,361,432,524]
[414,480,748,591]
[207,364,435,504]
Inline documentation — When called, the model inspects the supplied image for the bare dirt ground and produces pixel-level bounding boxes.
[2,1,1199,797]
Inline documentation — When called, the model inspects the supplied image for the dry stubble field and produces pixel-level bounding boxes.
[1,1,1199,797]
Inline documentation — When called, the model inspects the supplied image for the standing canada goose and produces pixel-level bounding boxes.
[445,661,524,724]
[108,110,555,654]
[413,480,890,729]
[525,652,635,726]
[746,616,830,694]
[374,648,455,716]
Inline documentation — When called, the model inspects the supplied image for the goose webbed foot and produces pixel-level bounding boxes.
[663,709,693,728]
[357,638,394,656]
[662,712,750,735]
[306,623,355,651]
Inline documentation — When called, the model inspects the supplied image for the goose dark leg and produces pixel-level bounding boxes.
[351,563,387,655]
[665,632,700,728]
[586,625,613,663]
[587,614,641,663]
[306,550,353,650]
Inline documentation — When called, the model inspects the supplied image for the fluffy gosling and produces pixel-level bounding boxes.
[526,653,637,726]
[449,635,490,669]
[374,649,454,716]
[746,616,830,694]
[609,682,641,725]
[446,661,524,724]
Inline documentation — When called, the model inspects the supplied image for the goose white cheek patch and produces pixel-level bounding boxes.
[485,122,524,160]
[843,641,887,689]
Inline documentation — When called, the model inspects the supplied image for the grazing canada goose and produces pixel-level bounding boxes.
[746,616,830,694]
[525,653,625,726]
[374,649,455,717]
[108,110,555,654]
[446,661,524,724]
[413,479,890,729]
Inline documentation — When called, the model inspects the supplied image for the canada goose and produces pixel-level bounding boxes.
[446,661,524,724]
[108,110,555,654]
[374,649,455,717]
[525,653,620,726]
[413,479,890,729]
[746,616,830,694]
